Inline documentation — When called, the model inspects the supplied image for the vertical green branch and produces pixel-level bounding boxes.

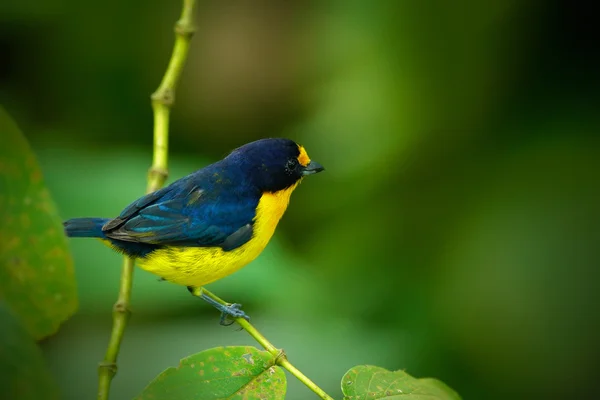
[149,0,196,192]
[96,2,197,400]
[97,258,134,400]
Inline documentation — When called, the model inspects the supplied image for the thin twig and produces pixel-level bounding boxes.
[200,288,335,400]
[149,0,196,190]
[96,2,196,399]
[97,257,134,400]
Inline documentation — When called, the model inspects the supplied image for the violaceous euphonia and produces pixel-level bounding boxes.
[64,138,324,323]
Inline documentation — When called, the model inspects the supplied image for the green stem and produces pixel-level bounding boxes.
[149,0,196,191]
[199,288,335,400]
[97,257,134,400]
[96,2,196,399]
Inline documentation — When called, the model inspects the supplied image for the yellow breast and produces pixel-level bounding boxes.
[136,183,299,287]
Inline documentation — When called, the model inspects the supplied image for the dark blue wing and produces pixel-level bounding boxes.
[102,186,171,231]
[102,176,259,250]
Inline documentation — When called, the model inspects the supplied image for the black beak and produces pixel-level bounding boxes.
[302,160,325,176]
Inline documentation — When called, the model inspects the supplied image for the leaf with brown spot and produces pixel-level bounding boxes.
[0,106,77,340]
[342,365,461,400]
[135,346,286,400]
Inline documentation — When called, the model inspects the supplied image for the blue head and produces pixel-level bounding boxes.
[226,138,324,192]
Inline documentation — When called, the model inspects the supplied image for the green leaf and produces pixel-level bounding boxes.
[0,302,60,400]
[0,106,77,340]
[135,346,286,400]
[342,365,461,400]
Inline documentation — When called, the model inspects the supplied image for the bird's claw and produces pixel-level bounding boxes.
[195,291,251,326]
[219,303,250,326]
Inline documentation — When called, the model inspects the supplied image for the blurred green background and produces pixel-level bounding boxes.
[2,0,599,399]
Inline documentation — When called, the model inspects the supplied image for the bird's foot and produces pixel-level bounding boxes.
[198,291,250,326]
[217,303,250,326]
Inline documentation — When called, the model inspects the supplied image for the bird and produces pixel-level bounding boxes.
[63,138,324,324]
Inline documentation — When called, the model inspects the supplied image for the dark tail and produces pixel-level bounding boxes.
[63,218,109,238]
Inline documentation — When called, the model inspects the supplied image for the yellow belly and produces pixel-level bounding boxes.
[136,184,298,287]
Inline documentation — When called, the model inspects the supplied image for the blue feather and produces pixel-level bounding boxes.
[64,218,108,238]
[99,160,261,255]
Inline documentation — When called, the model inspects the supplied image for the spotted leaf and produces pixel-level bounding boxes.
[0,106,77,340]
[342,365,461,400]
[135,346,286,400]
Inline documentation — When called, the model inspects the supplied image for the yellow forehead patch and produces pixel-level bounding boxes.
[297,145,311,167]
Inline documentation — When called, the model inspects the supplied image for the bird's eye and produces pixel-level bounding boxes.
[285,158,298,173]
